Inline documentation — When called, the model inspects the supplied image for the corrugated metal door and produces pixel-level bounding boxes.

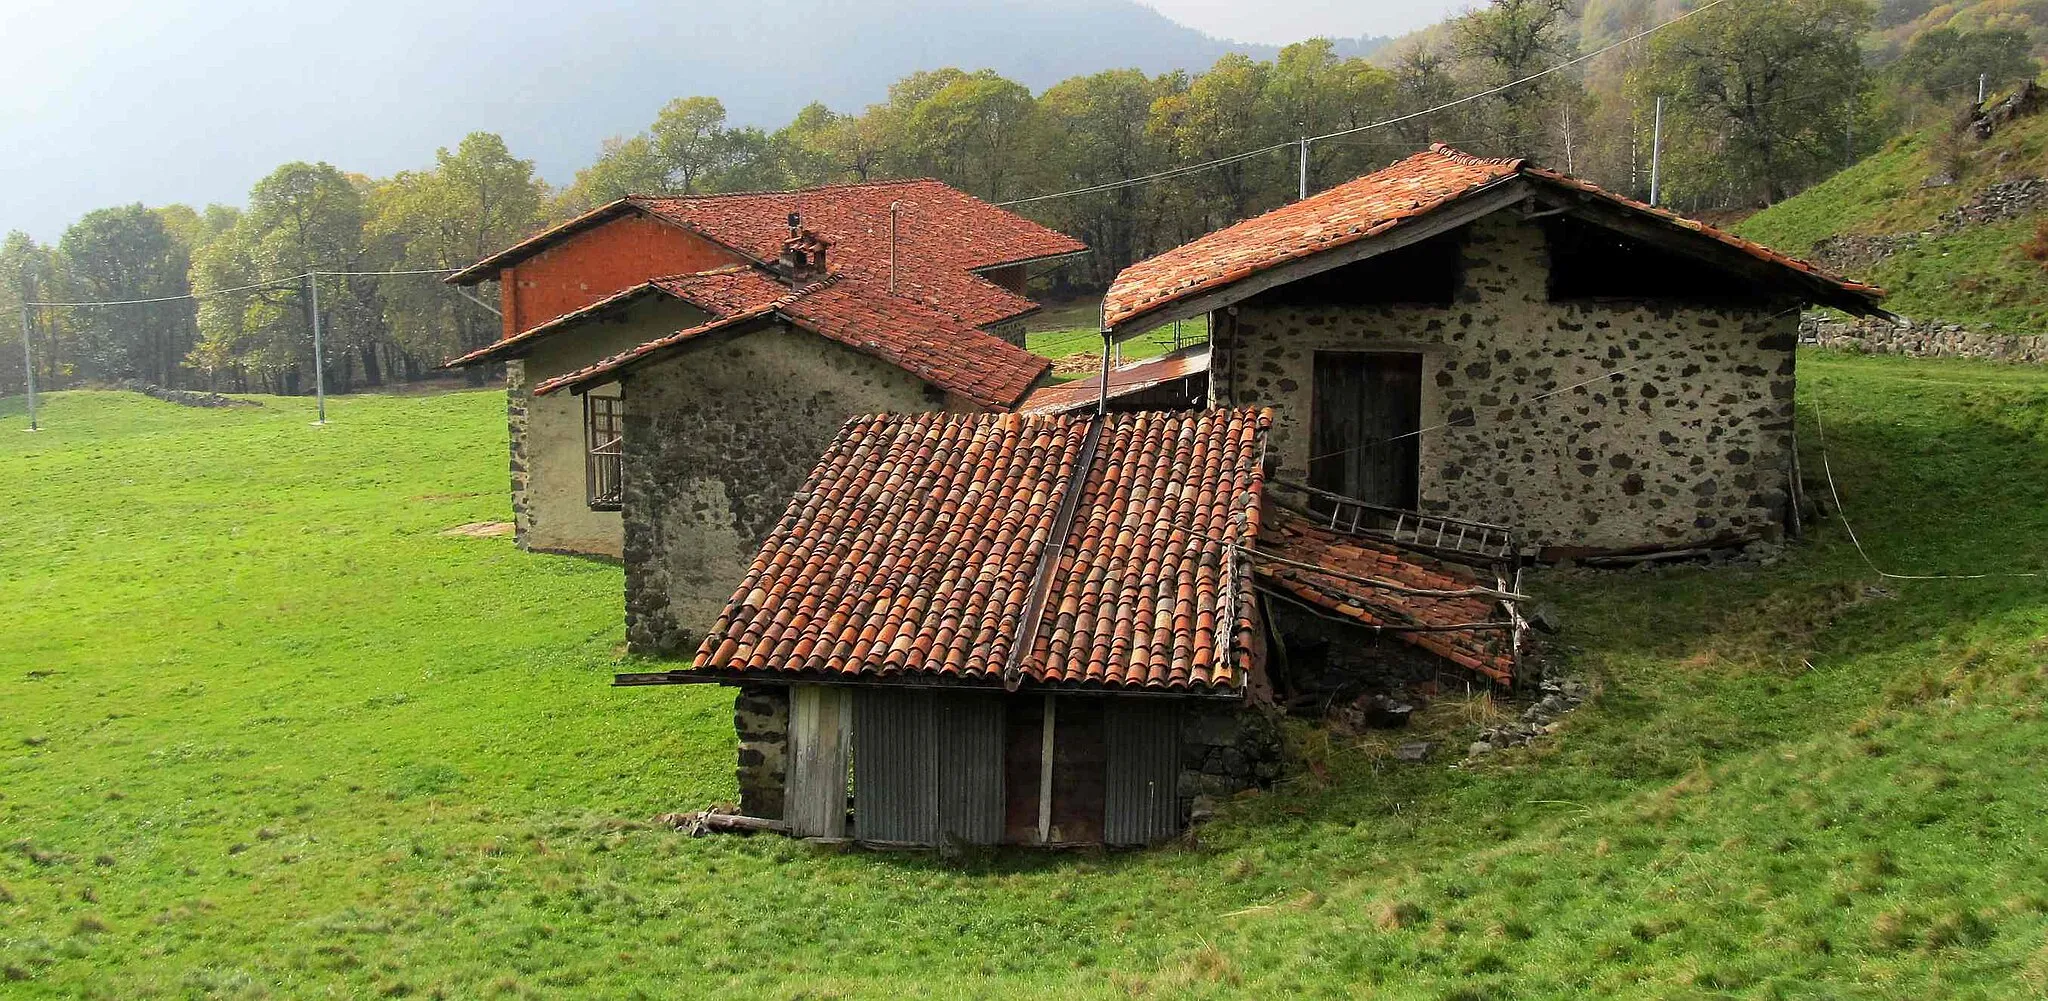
[853,689,938,844]
[1103,698,1182,846]
[936,693,1004,845]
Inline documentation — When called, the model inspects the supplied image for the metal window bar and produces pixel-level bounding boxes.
[585,393,624,510]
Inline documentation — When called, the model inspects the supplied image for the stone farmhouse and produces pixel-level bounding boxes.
[442,180,1086,562]
[470,146,1889,848]
[1105,145,1891,558]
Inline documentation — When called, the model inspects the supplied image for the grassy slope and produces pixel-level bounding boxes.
[1025,297,1210,365]
[1,362,2046,998]
[1735,107,2048,329]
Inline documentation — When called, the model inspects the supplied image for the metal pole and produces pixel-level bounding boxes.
[1298,134,1309,201]
[308,273,327,424]
[1845,102,1855,166]
[1097,327,1112,417]
[18,288,38,433]
[1980,73,1988,106]
[1649,96,1664,207]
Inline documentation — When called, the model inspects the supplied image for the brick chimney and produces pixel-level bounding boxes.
[777,212,830,284]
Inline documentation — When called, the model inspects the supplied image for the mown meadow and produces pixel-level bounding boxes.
[2,351,2045,998]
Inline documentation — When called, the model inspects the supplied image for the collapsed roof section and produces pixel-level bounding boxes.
[1103,144,1889,337]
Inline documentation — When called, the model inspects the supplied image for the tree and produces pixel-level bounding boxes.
[1632,0,1875,205]
[562,135,667,212]
[1150,54,1285,225]
[904,70,1040,200]
[0,232,59,396]
[1270,39,1399,189]
[1891,26,2037,102]
[1457,0,1585,157]
[369,133,545,379]
[1037,69,1172,283]
[57,205,194,387]
[651,96,734,194]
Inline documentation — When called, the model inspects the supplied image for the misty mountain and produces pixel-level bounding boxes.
[0,0,1385,240]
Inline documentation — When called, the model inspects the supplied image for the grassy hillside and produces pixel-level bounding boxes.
[1735,100,2048,329]
[3,364,2047,998]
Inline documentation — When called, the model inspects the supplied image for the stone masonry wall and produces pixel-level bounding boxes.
[506,359,531,550]
[1213,212,1802,553]
[1179,703,1283,825]
[734,685,789,819]
[621,321,949,655]
[1803,314,2048,364]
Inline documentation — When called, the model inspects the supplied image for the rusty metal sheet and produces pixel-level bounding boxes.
[853,689,938,844]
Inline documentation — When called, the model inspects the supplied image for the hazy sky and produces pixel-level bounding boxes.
[2,0,1478,243]
[1144,0,1471,44]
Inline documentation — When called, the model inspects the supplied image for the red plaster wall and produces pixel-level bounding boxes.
[499,215,747,338]
[981,264,1029,296]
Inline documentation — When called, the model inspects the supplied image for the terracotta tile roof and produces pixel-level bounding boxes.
[1255,505,1518,685]
[531,276,1051,410]
[1017,346,1212,416]
[440,265,787,369]
[686,408,1273,694]
[1104,144,1886,332]
[451,179,1087,329]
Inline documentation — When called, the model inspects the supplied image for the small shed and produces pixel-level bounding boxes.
[619,409,1279,847]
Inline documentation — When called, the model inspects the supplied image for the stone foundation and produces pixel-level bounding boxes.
[1179,702,1285,822]
[1802,315,2048,364]
[734,685,789,819]
[505,360,531,550]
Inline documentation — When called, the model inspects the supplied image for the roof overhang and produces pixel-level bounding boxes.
[613,667,1247,699]
[439,281,672,369]
[1105,178,1532,339]
[532,305,785,397]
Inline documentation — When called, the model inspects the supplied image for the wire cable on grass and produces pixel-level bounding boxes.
[1808,389,2041,581]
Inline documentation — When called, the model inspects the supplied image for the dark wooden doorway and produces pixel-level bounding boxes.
[1309,352,1423,510]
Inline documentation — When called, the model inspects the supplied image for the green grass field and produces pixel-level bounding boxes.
[1025,297,1209,363]
[3,353,2047,998]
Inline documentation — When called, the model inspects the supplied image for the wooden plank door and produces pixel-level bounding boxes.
[1310,352,1422,509]
[786,685,851,838]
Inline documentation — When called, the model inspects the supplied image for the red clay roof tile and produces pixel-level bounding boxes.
[450,179,1086,330]
[1104,144,1884,333]
[440,265,788,370]
[531,275,1050,409]
[685,409,1272,694]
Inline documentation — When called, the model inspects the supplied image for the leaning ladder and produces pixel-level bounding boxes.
[1276,480,1522,564]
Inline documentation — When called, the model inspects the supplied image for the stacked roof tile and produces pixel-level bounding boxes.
[1255,505,1517,685]
[687,408,1272,694]
[1104,144,1885,332]
[530,275,1052,409]
[450,179,1086,330]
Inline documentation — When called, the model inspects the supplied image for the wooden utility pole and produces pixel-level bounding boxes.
[1649,97,1665,207]
[308,273,327,425]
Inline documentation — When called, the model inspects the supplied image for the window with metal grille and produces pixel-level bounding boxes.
[584,392,623,511]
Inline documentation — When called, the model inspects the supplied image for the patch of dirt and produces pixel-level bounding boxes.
[441,522,514,539]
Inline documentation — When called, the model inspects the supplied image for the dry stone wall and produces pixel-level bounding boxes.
[1213,212,1801,552]
[734,685,789,819]
[1802,315,2048,363]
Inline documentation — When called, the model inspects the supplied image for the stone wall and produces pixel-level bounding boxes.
[985,318,1028,349]
[1212,212,1801,553]
[734,685,789,819]
[1179,702,1284,824]
[620,321,950,655]
[1802,314,2048,364]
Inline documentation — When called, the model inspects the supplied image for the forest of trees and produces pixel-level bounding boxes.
[1,0,2037,398]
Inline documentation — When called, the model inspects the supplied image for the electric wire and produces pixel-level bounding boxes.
[24,267,462,309]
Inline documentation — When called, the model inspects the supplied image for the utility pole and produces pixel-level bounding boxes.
[1649,97,1665,207]
[1298,132,1310,201]
[1980,73,1988,106]
[1845,102,1855,166]
[17,274,37,432]
[307,273,327,425]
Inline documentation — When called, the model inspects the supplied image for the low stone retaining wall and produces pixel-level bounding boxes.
[125,382,262,408]
[1801,316,2048,364]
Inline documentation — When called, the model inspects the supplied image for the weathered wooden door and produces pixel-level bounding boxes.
[786,685,851,838]
[1310,352,1422,509]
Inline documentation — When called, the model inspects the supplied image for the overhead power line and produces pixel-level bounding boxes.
[997,0,1735,209]
[24,267,462,309]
